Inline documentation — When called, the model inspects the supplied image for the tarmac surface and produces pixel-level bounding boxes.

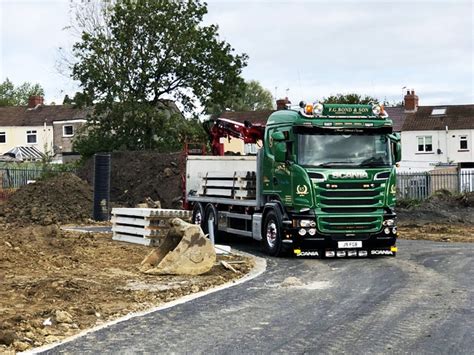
[40,238,473,354]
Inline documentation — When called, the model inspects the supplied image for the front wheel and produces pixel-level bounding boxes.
[262,210,285,257]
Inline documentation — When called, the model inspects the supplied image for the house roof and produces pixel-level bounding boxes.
[0,105,87,127]
[4,146,44,161]
[219,110,275,125]
[385,106,406,132]
[402,105,474,131]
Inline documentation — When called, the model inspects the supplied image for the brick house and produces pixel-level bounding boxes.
[0,96,87,163]
[399,90,474,172]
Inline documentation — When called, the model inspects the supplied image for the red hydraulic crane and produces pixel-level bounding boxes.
[203,118,266,156]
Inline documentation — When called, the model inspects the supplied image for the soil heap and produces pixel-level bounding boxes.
[78,151,184,209]
[397,190,474,226]
[0,173,93,226]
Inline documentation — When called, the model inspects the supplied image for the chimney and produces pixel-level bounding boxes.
[276,97,291,110]
[404,89,418,112]
[28,95,44,108]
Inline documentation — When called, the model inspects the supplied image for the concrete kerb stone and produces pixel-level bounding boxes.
[24,251,267,355]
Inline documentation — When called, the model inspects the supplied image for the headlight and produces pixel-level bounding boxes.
[384,227,390,234]
[298,228,307,236]
[313,103,324,116]
[308,228,316,236]
[299,220,316,227]
[383,219,395,227]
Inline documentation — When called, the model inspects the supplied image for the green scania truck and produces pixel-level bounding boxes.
[185,102,401,257]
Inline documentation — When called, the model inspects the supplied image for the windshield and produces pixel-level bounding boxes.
[297,133,392,167]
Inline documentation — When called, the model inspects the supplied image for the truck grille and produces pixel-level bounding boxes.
[316,182,384,233]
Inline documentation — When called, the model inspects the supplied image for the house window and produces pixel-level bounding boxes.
[26,130,37,144]
[417,136,433,152]
[63,125,74,137]
[0,132,5,144]
[460,136,468,150]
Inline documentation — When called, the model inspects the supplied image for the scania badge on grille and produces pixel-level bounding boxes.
[331,171,369,179]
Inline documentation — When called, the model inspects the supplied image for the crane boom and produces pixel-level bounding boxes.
[204,117,266,156]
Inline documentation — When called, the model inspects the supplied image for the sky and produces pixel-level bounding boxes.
[0,0,473,107]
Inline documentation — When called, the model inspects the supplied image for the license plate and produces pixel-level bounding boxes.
[338,241,362,249]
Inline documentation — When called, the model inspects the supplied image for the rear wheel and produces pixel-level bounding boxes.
[262,210,285,257]
[204,203,218,237]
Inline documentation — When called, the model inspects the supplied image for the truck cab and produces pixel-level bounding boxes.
[260,103,401,257]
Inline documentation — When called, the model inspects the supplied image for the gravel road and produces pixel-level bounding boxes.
[41,239,473,354]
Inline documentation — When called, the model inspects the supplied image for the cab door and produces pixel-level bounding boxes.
[271,129,293,206]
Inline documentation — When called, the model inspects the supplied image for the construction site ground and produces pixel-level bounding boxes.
[0,226,254,353]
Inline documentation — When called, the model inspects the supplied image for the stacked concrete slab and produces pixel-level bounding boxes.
[111,208,192,246]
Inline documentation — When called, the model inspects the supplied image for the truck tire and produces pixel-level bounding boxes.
[204,203,218,236]
[262,210,285,257]
[192,203,205,231]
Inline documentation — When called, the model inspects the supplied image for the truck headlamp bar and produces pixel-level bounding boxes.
[299,102,388,118]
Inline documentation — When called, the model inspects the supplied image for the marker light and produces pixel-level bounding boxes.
[299,220,313,227]
[313,103,324,116]
[325,251,335,258]
[305,104,314,115]
[372,104,388,118]
[372,104,382,115]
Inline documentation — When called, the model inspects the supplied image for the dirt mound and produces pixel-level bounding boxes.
[0,225,253,353]
[0,173,93,226]
[397,190,474,226]
[78,151,184,209]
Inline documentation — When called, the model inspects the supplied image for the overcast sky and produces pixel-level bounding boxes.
[1,0,473,107]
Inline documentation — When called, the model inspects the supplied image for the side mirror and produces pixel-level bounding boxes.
[389,134,401,163]
[271,131,285,142]
[395,142,401,163]
[275,142,287,163]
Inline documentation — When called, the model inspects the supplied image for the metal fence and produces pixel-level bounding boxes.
[0,167,77,190]
[397,170,474,200]
[0,168,44,189]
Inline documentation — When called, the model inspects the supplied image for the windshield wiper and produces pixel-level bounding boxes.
[358,157,388,167]
[317,161,356,167]
[359,162,390,167]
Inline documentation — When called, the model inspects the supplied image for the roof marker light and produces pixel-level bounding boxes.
[305,104,314,115]
[372,104,381,115]
[313,103,324,116]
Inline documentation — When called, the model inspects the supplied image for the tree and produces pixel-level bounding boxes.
[0,78,44,106]
[73,103,207,156]
[322,93,379,105]
[69,0,246,155]
[207,80,274,116]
